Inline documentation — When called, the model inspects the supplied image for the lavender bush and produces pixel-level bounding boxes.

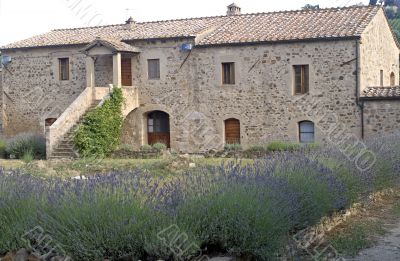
[5,133,46,159]
[0,132,399,260]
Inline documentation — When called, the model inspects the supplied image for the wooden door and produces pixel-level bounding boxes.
[225,119,240,144]
[121,58,132,86]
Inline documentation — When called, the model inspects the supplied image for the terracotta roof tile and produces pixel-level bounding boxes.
[1,5,381,50]
[362,86,400,99]
[83,38,140,53]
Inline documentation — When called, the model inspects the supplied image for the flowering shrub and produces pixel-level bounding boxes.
[0,132,399,260]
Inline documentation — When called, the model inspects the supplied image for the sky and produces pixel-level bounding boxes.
[0,0,369,46]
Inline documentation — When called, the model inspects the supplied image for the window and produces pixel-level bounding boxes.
[222,62,235,85]
[293,65,309,95]
[59,58,69,81]
[380,70,384,86]
[299,121,315,143]
[148,59,160,79]
[390,72,395,86]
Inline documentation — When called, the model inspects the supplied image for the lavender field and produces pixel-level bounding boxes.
[0,133,399,260]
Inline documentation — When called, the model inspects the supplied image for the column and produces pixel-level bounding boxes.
[113,53,122,87]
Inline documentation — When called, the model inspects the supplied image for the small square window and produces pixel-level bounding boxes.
[148,59,160,80]
[222,62,235,85]
[59,58,69,81]
[293,65,309,95]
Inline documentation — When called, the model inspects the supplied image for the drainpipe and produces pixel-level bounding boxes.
[355,39,365,139]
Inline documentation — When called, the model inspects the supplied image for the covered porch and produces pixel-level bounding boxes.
[82,38,140,90]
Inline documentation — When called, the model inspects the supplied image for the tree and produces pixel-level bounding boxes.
[369,0,378,5]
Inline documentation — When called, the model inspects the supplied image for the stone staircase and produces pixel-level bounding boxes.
[48,100,101,159]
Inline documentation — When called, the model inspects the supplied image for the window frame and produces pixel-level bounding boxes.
[380,70,384,87]
[298,121,315,143]
[293,65,309,95]
[147,59,161,80]
[222,62,236,85]
[58,58,70,81]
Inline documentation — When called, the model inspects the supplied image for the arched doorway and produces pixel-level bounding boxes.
[224,118,240,144]
[147,111,170,147]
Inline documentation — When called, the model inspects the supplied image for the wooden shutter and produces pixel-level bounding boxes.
[294,65,309,94]
[294,65,302,94]
[222,63,235,84]
[148,59,160,79]
[121,58,132,86]
[59,58,69,81]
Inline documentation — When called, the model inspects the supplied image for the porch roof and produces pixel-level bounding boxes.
[82,38,140,54]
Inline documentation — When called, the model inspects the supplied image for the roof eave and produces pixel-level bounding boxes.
[0,43,87,52]
[195,36,361,48]
[359,96,400,101]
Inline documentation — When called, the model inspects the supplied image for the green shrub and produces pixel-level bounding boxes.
[5,133,46,159]
[120,143,134,151]
[74,87,124,157]
[224,143,242,151]
[303,142,320,151]
[246,144,266,153]
[0,139,6,159]
[21,149,34,163]
[267,141,300,152]
[140,144,153,152]
[152,143,167,152]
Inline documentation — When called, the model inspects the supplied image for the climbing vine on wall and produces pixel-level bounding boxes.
[74,87,124,157]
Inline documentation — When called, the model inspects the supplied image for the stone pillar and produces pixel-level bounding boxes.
[113,53,122,87]
[86,56,95,87]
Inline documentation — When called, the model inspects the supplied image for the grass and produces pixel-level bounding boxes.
[330,221,385,256]
[0,157,254,178]
[392,203,400,216]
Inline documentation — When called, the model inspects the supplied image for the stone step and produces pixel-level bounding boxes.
[53,148,75,153]
[49,100,103,159]
[50,153,77,158]
[56,144,74,150]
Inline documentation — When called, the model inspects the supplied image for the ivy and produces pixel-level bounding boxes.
[74,87,124,157]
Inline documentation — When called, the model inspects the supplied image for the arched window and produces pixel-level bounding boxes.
[390,72,395,86]
[299,121,315,143]
[224,118,240,144]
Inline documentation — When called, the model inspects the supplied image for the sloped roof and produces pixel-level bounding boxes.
[1,5,381,50]
[361,86,400,100]
[83,38,140,53]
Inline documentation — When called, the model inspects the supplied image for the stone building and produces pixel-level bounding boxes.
[0,4,399,157]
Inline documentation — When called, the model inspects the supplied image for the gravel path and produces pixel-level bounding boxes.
[349,221,400,261]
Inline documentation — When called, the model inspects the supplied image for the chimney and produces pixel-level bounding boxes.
[227,3,241,16]
[125,16,135,24]
[125,16,135,30]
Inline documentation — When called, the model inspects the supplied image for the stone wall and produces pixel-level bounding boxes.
[360,9,399,91]
[363,100,400,137]
[94,55,113,87]
[0,47,86,137]
[122,38,363,152]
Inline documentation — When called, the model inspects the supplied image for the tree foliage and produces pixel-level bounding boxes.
[74,87,124,157]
